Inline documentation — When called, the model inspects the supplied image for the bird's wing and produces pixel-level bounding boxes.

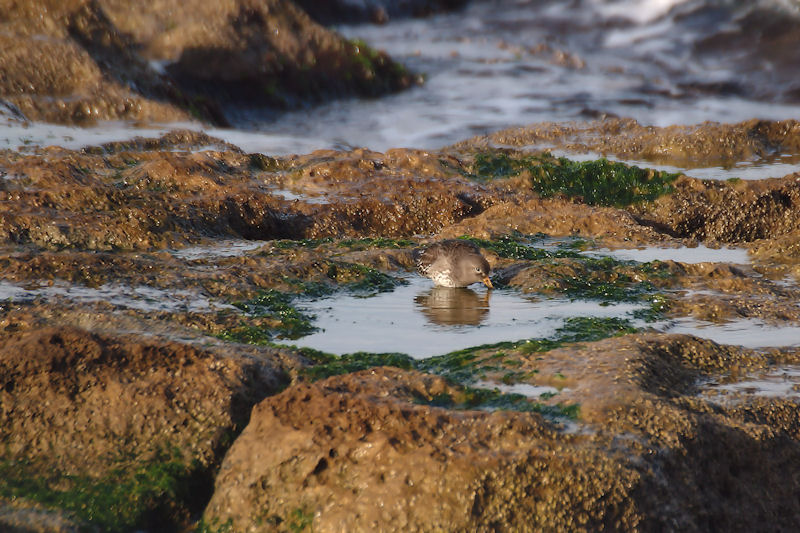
[412,243,444,273]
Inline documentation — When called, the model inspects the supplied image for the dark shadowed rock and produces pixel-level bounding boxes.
[0,0,413,125]
[294,0,469,24]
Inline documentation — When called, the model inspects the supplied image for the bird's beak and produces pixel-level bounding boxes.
[482,276,494,289]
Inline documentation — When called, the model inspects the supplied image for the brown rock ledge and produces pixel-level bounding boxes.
[0,326,287,529]
[0,326,285,472]
[204,333,800,532]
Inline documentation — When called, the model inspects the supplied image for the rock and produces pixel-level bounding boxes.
[203,336,800,531]
[0,0,413,125]
[452,118,800,169]
[0,326,287,530]
[2,118,800,530]
[632,173,800,243]
[205,367,640,531]
[3,127,800,251]
[294,0,469,25]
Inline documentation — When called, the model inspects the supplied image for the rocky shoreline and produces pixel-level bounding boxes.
[2,0,800,530]
[0,117,799,531]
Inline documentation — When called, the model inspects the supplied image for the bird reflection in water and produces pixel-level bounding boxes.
[414,287,491,326]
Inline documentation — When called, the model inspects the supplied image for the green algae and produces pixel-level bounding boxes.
[545,256,671,303]
[468,152,678,207]
[270,237,414,252]
[299,317,638,386]
[631,293,672,322]
[414,387,580,420]
[302,351,415,381]
[196,518,234,533]
[553,316,638,343]
[457,232,582,261]
[283,278,336,299]
[216,261,405,343]
[325,261,404,295]
[286,506,315,533]
[249,153,282,172]
[556,275,655,302]
[271,238,333,250]
[0,449,205,532]
[337,237,415,249]
[231,290,317,340]
[347,38,411,88]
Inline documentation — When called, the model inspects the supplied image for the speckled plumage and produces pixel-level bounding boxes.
[413,239,493,288]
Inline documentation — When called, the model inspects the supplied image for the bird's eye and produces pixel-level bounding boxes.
[475,267,482,272]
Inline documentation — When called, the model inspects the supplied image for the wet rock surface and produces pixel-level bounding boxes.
[0,0,413,125]
[294,0,469,25]
[453,118,800,169]
[0,325,287,530]
[1,119,800,530]
[206,367,639,532]
[205,337,800,532]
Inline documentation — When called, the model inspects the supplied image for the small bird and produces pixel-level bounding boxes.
[413,239,493,288]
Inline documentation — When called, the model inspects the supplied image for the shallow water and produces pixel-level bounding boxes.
[0,280,232,313]
[291,282,800,356]
[3,0,800,162]
[473,380,564,398]
[663,317,800,349]
[291,277,800,357]
[292,276,646,358]
[229,0,800,153]
[702,366,800,400]
[581,245,750,264]
[558,151,800,181]
[170,240,268,260]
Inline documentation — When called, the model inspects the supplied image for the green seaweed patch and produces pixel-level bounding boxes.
[557,275,655,302]
[469,152,678,207]
[637,259,674,280]
[225,289,317,341]
[516,339,563,355]
[283,278,337,299]
[458,232,582,261]
[326,261,406,295]
[545,256,670,303]
[631,293,672,322]
[196,518,235,533]
[554,316,638,343]
[287,506,315,533]
[0,449,205,532]
[249,153,283,172]
[348,38,410,83]
[460,235,555,261]
[337,237,416,250]
[414,387,580,420]
[270,237,415,253]
[302,351,415,381]
[417,341,521,382]
[216,324,276,345]
[270,238,334,250]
